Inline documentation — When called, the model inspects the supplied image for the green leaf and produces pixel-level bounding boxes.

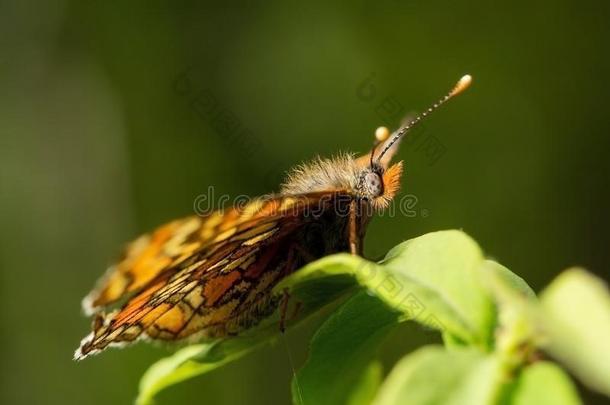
[372,345,505,405]
[539,268,610,396]
[279,230,495,347]
[507,362,582,405]
[293,291,399,405]
[481,260,539,367]
[381,231,494,345]
[482,260,536,301]
[136,336,263,405]
[347,361,384,405]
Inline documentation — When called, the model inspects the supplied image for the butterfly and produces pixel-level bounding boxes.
[74,75,472,360]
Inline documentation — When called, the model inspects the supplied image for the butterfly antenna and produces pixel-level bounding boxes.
[375,74,472,163]
[369,126,391,167]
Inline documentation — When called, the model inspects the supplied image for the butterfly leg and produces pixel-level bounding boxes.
[278,243,298,333]
[349,199,362,255]
[279,288,304,333]
[279,288,291,333]
[278,242,314,332]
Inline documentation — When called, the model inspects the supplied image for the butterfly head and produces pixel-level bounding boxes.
[355,131,403,210]
[355,74,473,209]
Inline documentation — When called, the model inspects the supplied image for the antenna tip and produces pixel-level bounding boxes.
[450,74,472,97]
[375,126,390,142]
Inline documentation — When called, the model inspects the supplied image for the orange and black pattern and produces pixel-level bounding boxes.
[76,191,351,359]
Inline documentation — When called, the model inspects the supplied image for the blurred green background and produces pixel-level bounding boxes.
[1,1,609,404]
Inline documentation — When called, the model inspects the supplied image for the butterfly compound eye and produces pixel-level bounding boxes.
[363,171,384,198]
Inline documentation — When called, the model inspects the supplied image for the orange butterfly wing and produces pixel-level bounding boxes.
[76,191,348,359]
[82,216,203,314]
